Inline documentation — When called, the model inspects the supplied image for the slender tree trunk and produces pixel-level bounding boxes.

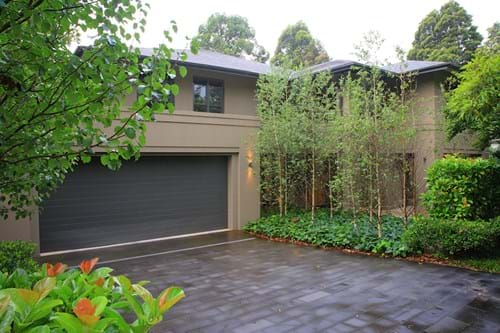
[277,154,284,216]
[402,154,408,224]
[328,158,333,218]
[284,160,288,216]
[311,148,315,221]
[374,144,382,238]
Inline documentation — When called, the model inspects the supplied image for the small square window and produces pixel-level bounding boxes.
[193,77,224,113]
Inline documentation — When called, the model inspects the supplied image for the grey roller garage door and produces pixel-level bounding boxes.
[40,156,228,253]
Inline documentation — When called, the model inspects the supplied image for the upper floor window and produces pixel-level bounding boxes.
[193,77,224,113]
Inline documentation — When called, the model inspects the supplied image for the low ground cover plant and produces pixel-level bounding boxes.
[0,258,184,332]
[244,210,500,264]
[0,241,38,274]
[244,210,410,257]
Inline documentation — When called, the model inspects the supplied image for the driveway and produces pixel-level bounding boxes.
[44,231,500,333]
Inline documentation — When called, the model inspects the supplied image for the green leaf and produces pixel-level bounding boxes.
[0,304,14,333]
[26,299,63,322]
[125,127,136,139]
[178,66,187,78]
[169,84,179,96]
[24,325,51,333]
[51,313,83,333]
[91,296,108,316]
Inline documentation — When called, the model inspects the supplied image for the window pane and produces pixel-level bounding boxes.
[208,82,223,113]
[193,83,207,112]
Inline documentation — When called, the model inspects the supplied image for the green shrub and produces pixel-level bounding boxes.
[422,156,500,219]
[0,241,38,274]
[402,217,500,256]
[0,258,184,332]
[244,210,409,256]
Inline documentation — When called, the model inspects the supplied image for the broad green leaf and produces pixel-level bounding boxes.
[26,299,63,323]
[91,296,108,316]
[24,325,51,333]
[170,84,179,96]
[178,66,187,78]
[0,304,14,333]
[51,313,83,333]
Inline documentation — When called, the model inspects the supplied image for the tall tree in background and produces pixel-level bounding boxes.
[271,21,329,68]
[484,22,499,51]
[407,1,482,66]
[0,0,192,218]
[195,13,269,62]
[443,22,500,149]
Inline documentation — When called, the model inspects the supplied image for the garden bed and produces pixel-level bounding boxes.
[243,210,500,273]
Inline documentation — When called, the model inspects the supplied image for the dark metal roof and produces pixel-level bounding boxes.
[381,60,457,74]
[305,59,457,76]
[307,60,363,74]
[140,48,271,77]
[76,46,455,78]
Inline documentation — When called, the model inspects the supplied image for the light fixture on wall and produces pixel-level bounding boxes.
[246,150,254,168]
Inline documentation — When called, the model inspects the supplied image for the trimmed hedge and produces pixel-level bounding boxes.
[0,241,38,274]
[422,156,500,220]
[244,210,410,256]
[402,217,500,256]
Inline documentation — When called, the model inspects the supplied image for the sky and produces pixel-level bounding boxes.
[130,0,499,63]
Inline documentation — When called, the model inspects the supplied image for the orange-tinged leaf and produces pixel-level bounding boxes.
[158,287,185,313]
[17,289,40,306]
[33,277,56,300]
[79,258,99,274]
[0,295,11,317]
[74,298,100,327]
[94,277,105,287]
[46,262,67,277]
[74,298,96,316]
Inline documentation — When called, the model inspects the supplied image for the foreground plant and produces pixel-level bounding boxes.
[0,258,184,332]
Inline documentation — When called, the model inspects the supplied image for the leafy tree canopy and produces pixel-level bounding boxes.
[271,21,329,68]
[485,22,499,51]
[443,27,499,149]
[0,0,194,218]
[195,13,269,62]
[407,1,482,66]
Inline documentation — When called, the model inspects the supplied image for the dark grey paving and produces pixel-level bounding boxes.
[50,232,500,332]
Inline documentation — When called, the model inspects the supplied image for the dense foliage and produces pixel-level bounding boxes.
[407,0,482,66]
[0,0,194,219]
[257,34,418,236]
[0,241,38,274]
[271,21,329,68]
[422,156,500,220]
[402,217,500,256]
[194,13,269,62]
[443,30,499,149]
[0,258,184,332]
[244,211,410,257]
[245,212,500,263]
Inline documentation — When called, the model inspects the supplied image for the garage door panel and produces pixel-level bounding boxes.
[40,156,228,252]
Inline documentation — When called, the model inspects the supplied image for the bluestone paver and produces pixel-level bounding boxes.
[46,231,500,332]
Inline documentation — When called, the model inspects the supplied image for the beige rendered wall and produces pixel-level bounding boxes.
[411,72,480,212]
[1,67,261,250]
